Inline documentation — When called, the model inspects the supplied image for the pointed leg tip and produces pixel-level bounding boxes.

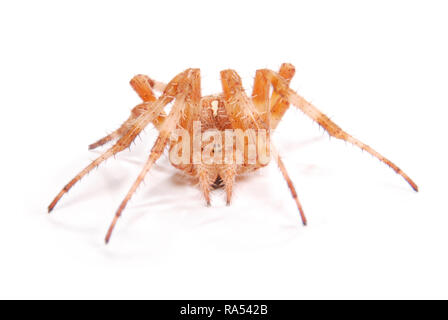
[226,201,231,206]
[105,230,112,244]
[206,201,211,207]
[105,228,114,244]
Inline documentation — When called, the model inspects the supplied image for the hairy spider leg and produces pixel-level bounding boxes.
[221,69,263,157]
[252,69,271,125]
[251,68,306,224]
[122,73,213,207]
[263,69,418,192]
[105,69,201,243]
[219,164,237,206]
[251,63,295,130]
[271,144,307,225]
[197,165,212,206]
[220,69,264,204]
[88,75,166,150]
[269,63,296,130]
[145,76,167,93]
[48,73,185,213]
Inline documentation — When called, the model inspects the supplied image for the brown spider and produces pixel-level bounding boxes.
[48,63,418,244]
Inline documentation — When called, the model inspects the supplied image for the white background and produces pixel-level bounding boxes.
[1,0,447,299]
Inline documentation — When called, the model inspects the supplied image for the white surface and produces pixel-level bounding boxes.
[1,0,447,299]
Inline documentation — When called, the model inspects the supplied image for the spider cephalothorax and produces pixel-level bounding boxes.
[48,64,418,243]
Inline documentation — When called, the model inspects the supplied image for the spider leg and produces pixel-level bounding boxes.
[252,63,295,129]
[222,70,272,205]
[105,69,201,243]
[271,144,307,225]
[251,70,270,123]
[223,69,304,220]
[269,63,295,130]
[219,164,236,205]
[197,165,212,206]
[48,72,187,213]
[88,105,150,150]
[88,131,121,150]
[220,69,263,206]
[88,75,166,150]
[264,70,418,192]
[221,69,262,130]
[144,76,167,93]
[221,69,263,166]
[48,101,157,213]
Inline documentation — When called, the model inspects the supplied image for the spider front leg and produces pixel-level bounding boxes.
[105,68,201,243]
[269,63,296,130]
[219,164,236,206]
[264,69,418,192]
[222,69,307,223]
[252,63,295,130]
[48,101,157,213]
[48,73,186,213]
[221,69,262,147]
